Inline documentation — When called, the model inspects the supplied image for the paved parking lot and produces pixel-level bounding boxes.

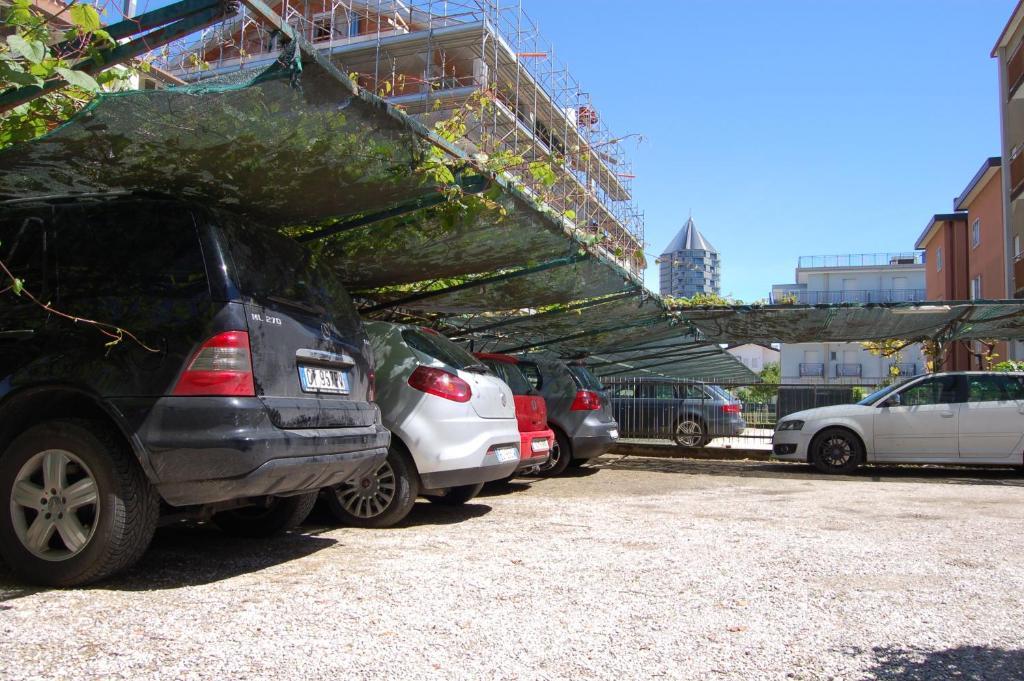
[3,456,1024,680]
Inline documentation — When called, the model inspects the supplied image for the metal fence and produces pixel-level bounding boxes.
[602,376,883,451]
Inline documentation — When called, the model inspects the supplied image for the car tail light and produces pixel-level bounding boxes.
[407,365,471,402]
[570,389,602,411]
[173,331,255,396]
[721,403,741,414]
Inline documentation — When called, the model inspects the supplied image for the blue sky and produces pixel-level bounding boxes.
[521,0,1013,301]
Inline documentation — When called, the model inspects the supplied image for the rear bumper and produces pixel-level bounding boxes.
[518,429,555,470]
[112,396,390,506]
[420,457,519,490]
[570,419,619,460]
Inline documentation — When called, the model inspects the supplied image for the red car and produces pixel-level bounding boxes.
[474,352,555,474]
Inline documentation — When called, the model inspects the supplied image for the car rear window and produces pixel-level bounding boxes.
[48,202,208,304]
[519,361,542,390]
[219,214,360,329]
[401,328,480,370]
[483,359,532,395]
[568,365,603,391]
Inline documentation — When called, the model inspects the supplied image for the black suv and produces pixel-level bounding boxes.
[0,196,388,586]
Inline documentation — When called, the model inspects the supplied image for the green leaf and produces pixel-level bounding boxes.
[11,278,23,296]
[69,4,102,32]
[563,209,576,221]
[6,34,45,64]
[54,66,100,92]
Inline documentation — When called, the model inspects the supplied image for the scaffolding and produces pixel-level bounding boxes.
[156,0,646,275]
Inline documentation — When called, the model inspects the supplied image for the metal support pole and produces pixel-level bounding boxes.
[360,253,588,314]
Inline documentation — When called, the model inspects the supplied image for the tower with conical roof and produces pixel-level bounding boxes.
[659,216,721,298]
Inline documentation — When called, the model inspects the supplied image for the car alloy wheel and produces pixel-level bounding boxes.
[336,460,397,519]
[674,420,704,448]
[10,449,100,561]
[819,435,852,467]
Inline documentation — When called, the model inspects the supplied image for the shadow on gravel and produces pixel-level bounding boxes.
[478,480,535,498]
[589,455,1024,487]
[101,524,337,591]
[867,644,1024,680]
[306,498,493,529]
[0,523,338,596]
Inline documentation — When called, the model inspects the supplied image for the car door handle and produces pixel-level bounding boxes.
[940,412,955,418]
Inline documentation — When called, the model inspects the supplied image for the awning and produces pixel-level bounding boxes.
[676,301,1024,344]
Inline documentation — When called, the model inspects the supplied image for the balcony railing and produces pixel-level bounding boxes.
[1009,41,1024,101]
[799,363,824,377]
[1012,152,1024,201]
[835,364,862,377]
[890,363,919,377]
[796,253,923,269]
[770,289,926,305]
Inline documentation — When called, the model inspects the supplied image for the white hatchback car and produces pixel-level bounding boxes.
[323,321,520,527]
[773,372,1024,473]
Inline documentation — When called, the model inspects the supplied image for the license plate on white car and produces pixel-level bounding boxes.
[531,438,549,453]
[609,429,619,439]
[298,365,350,394]
[493,446,519,463]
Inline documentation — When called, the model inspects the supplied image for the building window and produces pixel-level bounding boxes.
[936,247,943,272]
[971,219,981,248]
[971,275,982,300]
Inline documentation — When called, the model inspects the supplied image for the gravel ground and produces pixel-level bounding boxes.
[3,456,1024,680]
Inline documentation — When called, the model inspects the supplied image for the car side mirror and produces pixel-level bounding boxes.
[882,394,901,408]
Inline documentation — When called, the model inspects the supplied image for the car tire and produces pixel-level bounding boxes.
[323,446,419,528]
[212,492,317,538]
[427,482,484,506]
[537,430,573,477]
[673,417,709,448]
[809,427,864,474]
[0,418,159,587]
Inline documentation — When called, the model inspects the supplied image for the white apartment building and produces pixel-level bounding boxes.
[771,253,928,384]
[725,343,779,374]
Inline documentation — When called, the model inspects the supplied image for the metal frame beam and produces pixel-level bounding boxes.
[360,253,588,314]
[295,172,489,243]
[495,317,667,354]
[588,341,708,367]
[450,289,643,338]
[0,0,237,114]
[595,349,727,377]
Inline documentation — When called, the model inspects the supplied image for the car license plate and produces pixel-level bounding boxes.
[609,429,619,439]
[298,365,350,394]
[531,438,549,453]
[494,446,519,463]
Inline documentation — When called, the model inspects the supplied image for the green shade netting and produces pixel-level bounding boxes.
[0,49,439,227]
[587,336,758,382]
[325,187,586,288]
[678,301,1024,344]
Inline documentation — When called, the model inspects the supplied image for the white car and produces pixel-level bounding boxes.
[773,372,1024,473]
[323,321,520,527]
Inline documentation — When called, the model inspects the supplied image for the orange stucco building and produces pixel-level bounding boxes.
[916,158,1008,369]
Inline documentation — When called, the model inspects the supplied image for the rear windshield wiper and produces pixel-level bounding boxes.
[462,363,491,374]
[265,295,326,316]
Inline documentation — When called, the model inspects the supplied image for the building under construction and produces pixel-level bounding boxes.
[162,0,645,275]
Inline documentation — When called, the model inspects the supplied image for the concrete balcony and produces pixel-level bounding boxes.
[1015,254,1024,295]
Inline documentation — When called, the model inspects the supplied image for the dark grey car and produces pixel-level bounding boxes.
[516,358,618,475]
[607,378,746,447]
